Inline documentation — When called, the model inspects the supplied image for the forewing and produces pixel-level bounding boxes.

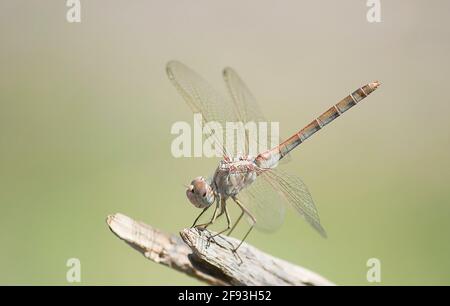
[167,61,237,158]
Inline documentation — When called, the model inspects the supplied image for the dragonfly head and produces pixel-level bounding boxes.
[186,176,215,208]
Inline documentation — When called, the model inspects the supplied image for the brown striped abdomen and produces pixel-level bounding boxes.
[255,81,380,169]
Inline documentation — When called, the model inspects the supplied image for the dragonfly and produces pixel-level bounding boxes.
[167,61,380,251]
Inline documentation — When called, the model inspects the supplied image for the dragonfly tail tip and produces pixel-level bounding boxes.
[370,80,381,90]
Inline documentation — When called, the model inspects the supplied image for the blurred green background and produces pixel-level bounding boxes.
[1,0,449,285]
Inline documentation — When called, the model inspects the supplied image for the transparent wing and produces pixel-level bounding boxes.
[237,172,286,232]
[223,67,267,123]
[167,61,238,158]
[223,67,289,162]
[263,168,327,237]
[237,167,326,237]
[223,67,276,156]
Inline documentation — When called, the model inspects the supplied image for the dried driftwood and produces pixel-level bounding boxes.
[106,213,334,286]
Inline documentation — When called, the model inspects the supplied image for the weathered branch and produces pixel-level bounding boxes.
[106,213,334,286]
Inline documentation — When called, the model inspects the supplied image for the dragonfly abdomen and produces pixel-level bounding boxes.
[256,82,380,169]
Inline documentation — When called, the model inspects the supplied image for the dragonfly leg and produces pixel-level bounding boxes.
[191,206,209,228]
[205,207,226,229]
[232,196,256,252]
[194,201,219,229]
[204,197,226,229]
[208,204,232,241]
[227,210,244,236]
[235,223,254,252]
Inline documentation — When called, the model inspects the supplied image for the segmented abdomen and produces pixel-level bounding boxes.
[256,81,380,169]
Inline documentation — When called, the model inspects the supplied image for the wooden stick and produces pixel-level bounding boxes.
[106,213,334,286]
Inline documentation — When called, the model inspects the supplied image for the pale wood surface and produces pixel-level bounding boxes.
[107,213,334,286]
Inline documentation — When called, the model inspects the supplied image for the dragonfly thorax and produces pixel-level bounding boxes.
[214,158,258,198]
[219,155,255,171]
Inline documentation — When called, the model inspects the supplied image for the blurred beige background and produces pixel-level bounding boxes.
[0,0,449,285]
